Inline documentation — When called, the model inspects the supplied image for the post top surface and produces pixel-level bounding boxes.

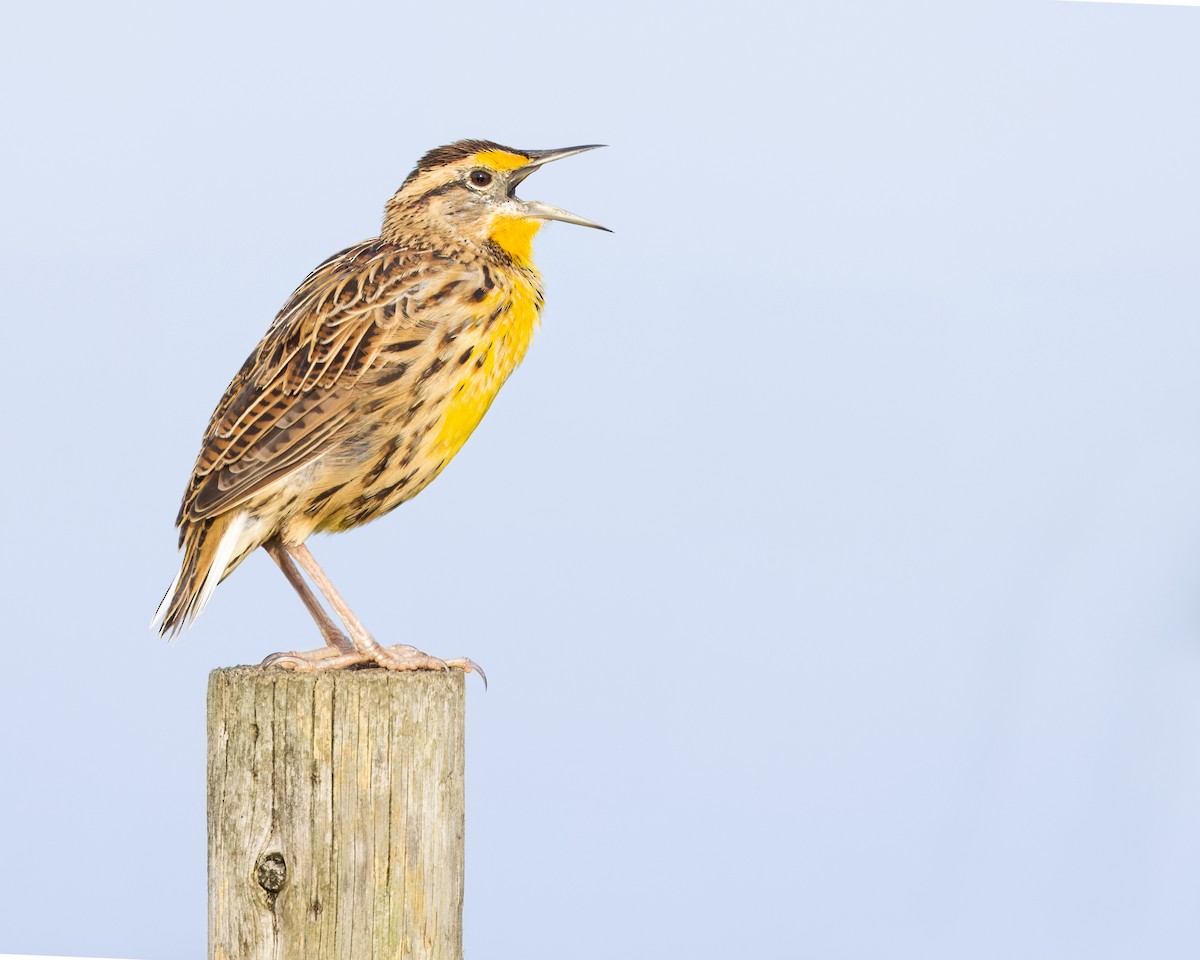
[209,664,468,690]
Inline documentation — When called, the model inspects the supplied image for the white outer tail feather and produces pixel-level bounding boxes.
[195,511,249,620]
[150,568,181,631]
[151,510,251,631]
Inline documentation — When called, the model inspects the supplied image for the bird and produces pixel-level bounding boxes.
[153,139,607,677]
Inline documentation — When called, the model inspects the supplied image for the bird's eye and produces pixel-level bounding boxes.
[469,169,493,188]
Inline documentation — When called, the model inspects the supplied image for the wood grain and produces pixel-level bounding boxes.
[207,667,465,959]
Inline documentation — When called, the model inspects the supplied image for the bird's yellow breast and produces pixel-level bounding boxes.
[432,268,542,463]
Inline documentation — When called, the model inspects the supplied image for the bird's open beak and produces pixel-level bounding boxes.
[511,145,611,232]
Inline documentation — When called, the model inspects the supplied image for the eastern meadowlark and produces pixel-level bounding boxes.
[153,140,606,676]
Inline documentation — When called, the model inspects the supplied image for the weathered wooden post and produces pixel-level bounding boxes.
[207,667,465,959]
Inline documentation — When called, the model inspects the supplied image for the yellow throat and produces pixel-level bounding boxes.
[488,214,542,266]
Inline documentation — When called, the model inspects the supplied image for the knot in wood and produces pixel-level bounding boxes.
[256,852,287,894]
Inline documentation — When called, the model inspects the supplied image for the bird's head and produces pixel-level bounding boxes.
[383,139,608,262]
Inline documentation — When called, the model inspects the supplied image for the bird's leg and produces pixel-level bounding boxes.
[264,537,354,651]
[260,536,366,671]
[286,541,485,683]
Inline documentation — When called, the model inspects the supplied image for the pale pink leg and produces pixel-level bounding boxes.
[273,541,485,684]
[259,537,367,669]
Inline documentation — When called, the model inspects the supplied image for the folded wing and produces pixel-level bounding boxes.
[180,241,428,524]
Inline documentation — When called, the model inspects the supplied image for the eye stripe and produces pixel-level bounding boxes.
[416,180,467,203]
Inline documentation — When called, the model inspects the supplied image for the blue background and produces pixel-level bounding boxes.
[2,1,1199,957]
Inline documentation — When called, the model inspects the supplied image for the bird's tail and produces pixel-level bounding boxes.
[152,511,250,637]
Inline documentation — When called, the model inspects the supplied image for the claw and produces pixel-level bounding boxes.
[443,657,487,689]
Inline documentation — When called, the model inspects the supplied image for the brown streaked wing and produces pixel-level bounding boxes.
[181,241,428,522]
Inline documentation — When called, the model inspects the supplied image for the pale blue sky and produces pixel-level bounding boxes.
[2,1,1200,957]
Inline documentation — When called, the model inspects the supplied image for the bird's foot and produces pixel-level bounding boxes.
[261,642,486,686]
[374,644,487,688]
[261,645,371,671]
